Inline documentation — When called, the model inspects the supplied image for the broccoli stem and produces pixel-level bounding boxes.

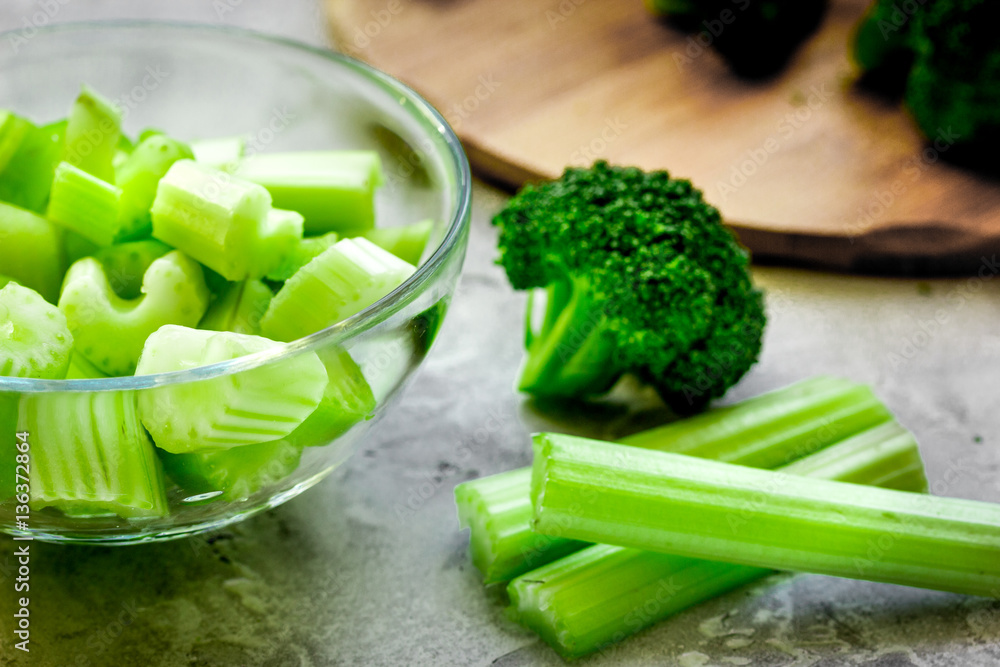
[518,274,622,398]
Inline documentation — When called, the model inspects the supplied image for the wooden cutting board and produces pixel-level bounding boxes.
[327,0,1000,274]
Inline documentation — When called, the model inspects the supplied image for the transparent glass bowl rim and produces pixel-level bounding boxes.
[0,20,473,393]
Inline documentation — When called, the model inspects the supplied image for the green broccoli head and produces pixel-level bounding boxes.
[493,162,765,413]
[905,0,1000,154]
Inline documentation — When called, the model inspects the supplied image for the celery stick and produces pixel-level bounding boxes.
[455,376,891,583]
[0,201,67,302]
[58,251,210,376]
[256,207,305,279]
[233,151,383,235]
[116,133,194,240]
[361,219,434,266]
[136,325,328,454]
[0,112,62,213]
[530,434,1000,599]
[63,85,122,183]
[65,351,109,380]
[0,283,74,379]
[265,232,339,282]
[18,390,168,519]
[91,239,172,300]
[508,421,928,659]
[151,159,279,280]
[159,438,303,502]
[47,161,122,246]
[198,279,273,335]
[190,135,246,170]
[260,237,416,342]
[284,347,376,447]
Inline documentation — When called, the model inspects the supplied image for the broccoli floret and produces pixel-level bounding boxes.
[649,0,828,78]
[854,0,1000,157]
[492,162,766,413]
[905,0,1000,155]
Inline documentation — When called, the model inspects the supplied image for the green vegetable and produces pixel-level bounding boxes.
[65,351,110,380]
[0,283,73,379]
[159,438,303,502]
[47,161,122,246]
[135,325,328,454]
[91,239,172,300]
[509,421,928,659]
[260,237,415,342]
[455,376,891,583]
[530,432,1000,599]
[646,0,828,77]
[19,389,169,518]
[58,250,210,376]
[189,135,246,170]
[150,159,301,280]
[0,112,62,213]
[265,232,339,282]
[199,278,273,335]
[493,161,765,411]
[361,219,434,266]
[115,133,194,240]
[0,201,67,303]
[63,85,122,183]
[233,151,383,235]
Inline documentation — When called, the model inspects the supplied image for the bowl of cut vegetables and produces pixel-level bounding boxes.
[0,22,472,543]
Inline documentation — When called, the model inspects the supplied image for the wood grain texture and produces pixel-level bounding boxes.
[327,0,1000,274]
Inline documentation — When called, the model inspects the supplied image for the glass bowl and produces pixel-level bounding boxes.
[0,22,471,544]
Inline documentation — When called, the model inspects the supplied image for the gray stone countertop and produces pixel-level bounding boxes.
[1,2,999,666]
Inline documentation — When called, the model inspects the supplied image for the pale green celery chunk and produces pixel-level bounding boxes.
[0,283,73,379]
[0,201,67,302]
[508,421,928,659]
[58,250,210,376]
[265,232,339,282]
[361,219,434,266]
[115,133,194,240]
[454,376,892,584]
[199,279,273,335]
[260,237,416,342]
[233,151,383,235]
[18,390,168,519]
[190,135,246,170]
[91,239,172,300]
[530,433,1000,598]
[0,112,62,213]
[63,85,122,183]
[47,161,122,246]
[285,346,376,447]
[135,325,328,454]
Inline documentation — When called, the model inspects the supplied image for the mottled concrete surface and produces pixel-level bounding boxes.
[1,2,999,666]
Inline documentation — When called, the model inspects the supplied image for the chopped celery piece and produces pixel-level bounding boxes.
[0,112,62,213]
[530,433,1000,599]
[199,279,273,335]
[58,251,210,376]
[116,133,194,240]
[265,231,339,282]
[454,376,891,583]
[284,347,376,447]
[47,161,122,246]
[190,135,246,170]
[64,230,100,265]
[260,237,416,342]
[257,207,305,278]
[0,283,73,379]
[508,421,928,659]
[91,239,172,300]
[65,351,110,380]
[63,85,122,183]
[160,438,303,502]
[0,201,67,302]
[233,151,383,235]
[18,390,168,519]
[136,325,328,454]
[361,219,434,266]
[151,159,291,280]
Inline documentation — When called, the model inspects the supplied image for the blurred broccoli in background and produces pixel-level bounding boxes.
[854,0,1000,159]
[647,0,829,78]
[492,162,765,414]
